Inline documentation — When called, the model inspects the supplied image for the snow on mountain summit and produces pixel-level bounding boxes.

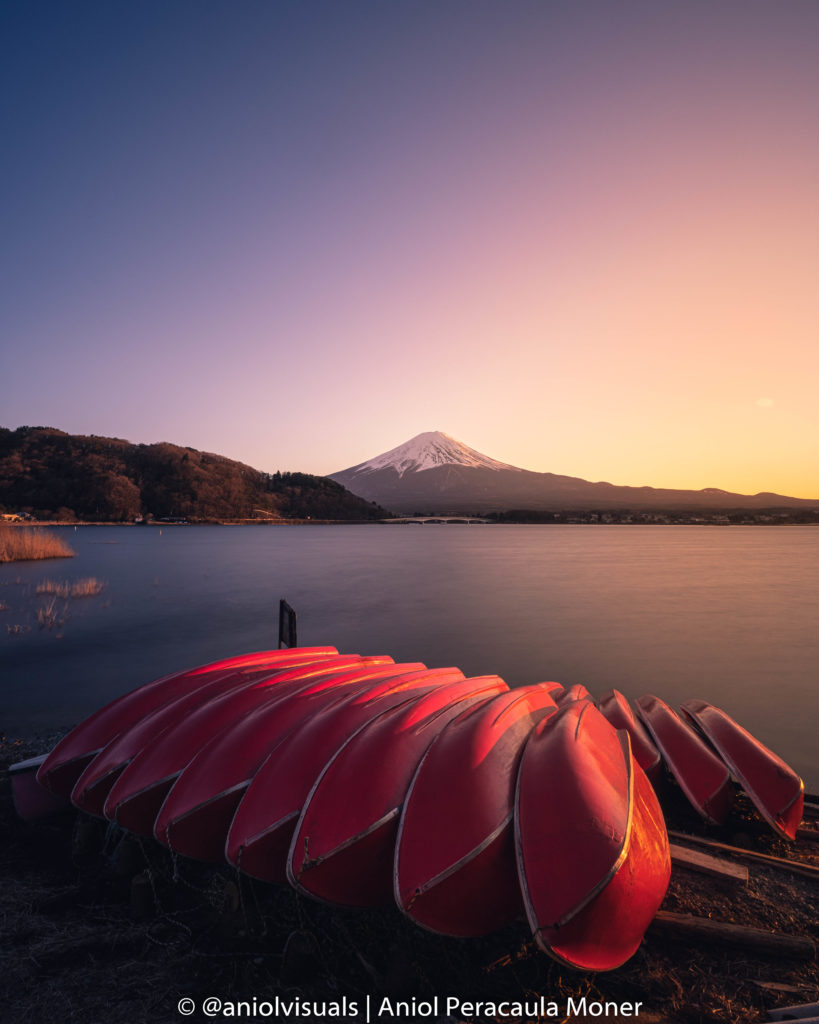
[346,431,521,478]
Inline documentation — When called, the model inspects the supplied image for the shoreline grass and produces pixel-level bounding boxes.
[0,525,75,563]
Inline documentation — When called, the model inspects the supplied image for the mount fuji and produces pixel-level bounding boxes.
[328,431,816,514]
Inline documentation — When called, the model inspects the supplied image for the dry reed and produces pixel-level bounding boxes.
[35,578,105,598]
[36,596,62,630]
[0,525,75,563]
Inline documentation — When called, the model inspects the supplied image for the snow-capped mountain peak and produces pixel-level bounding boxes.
[345,431,521,478]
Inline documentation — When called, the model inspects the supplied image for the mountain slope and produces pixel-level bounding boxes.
[346,431,521,476]
[329,431,818,514]
[0,427,385,522]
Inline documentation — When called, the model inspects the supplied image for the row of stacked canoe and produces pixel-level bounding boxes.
[35,647,804,972]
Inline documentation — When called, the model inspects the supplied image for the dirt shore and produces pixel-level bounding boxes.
[2,734,817,1024]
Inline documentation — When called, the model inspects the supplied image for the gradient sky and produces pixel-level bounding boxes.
[3,1,818,496]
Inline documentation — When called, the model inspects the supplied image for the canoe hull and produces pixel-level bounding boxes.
[227,668,467,882]
[70,658,323,817]
[106,658,397,835]
[154,661,427,860]
[515,702,670,971]
[10,755,72,821]
[288,676,509,906]
[394,685,559,937]
[681,699,803,840]
[635,694,733,825]
[36,647,339,798]
[597,689,662,782]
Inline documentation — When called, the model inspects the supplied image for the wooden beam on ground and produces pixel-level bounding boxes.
[670,842,748,884]
[753,982,813,996]
[768,1004,819,1022]
[650,911,815,960]
[668,831,819,882]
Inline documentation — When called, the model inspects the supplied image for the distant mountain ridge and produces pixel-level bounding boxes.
[329,431,818,514]
[0,426,385,522]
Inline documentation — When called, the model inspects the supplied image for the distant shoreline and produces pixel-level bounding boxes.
[6,517,819,528]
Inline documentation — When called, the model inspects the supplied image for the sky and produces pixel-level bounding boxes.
[3,1,818,497]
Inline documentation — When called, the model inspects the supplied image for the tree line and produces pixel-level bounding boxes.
[0,427,386,522]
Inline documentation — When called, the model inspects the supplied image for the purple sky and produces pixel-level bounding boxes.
[3,2,818,495]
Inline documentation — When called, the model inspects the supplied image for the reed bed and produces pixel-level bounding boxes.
[0,525,75,563]
[35,578,104,598]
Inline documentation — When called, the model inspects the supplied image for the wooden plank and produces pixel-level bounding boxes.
[650,911,815,960]
[796,824,819,843]
[753,981,813,996]
[670,842,748,884]
[668,831,819,881]
[768,1004,819,1022]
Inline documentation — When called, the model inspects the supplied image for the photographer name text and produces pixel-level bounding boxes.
[178,994,643,1019]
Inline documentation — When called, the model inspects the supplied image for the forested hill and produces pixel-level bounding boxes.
[0,427,387,522]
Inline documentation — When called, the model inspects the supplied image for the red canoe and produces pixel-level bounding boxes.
[287,675,509,906]
[225,668,466,882]
[104,657,398,834]
[70,655,366,817]
[597,689,662,782]
[36,647,339,799]
[681,699,804,840]
[153,660,429,861]
[515,702,671,971]
[635,694,733,824]
[10,755,72,821]
[394,684,559,937]
[534,681,565,700]
[556,683,592,705]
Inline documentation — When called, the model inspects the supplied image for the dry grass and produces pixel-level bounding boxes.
[36,596,63,631]
[0,525,74,563]
[35,578,105,598]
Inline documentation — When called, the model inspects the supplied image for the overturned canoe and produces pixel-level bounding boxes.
[104,657,399,835]
[71,656,363,817]
[37,647,339,799]
[394,684,558,937]
[635,694,733,825]
[515,701,670,971]
[225,668,466,882]
[154,660,428,861]
[597,689,662,782]
[556,683,592,706]
[681,699,804,840]
[287,675,509,906]
[10,754,72,821]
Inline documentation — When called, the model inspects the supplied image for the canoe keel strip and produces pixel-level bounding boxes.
[25,649,805,971]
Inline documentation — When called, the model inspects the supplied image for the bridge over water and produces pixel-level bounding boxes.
[382,517,491,525]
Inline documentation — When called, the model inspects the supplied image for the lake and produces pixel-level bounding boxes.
[1,523,817,788]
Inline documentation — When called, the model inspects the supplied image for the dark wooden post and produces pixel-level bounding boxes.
[279,598,297,649]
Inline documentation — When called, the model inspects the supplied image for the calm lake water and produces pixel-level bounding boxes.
[1,524,817,787]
